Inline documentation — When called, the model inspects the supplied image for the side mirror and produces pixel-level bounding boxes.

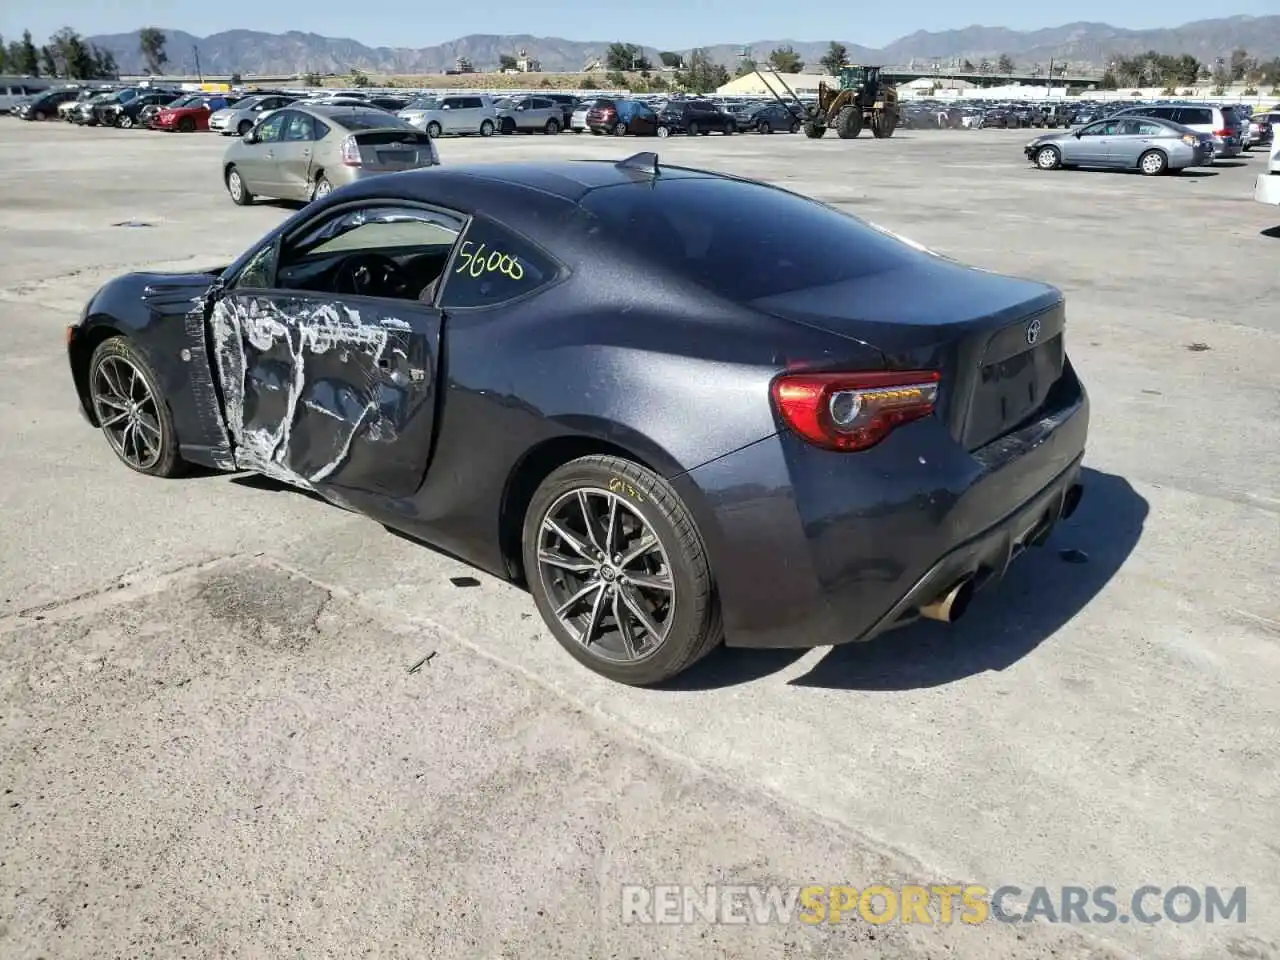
[243,130,258,144]
[515,105,525,111]
[1074,129,1082,137]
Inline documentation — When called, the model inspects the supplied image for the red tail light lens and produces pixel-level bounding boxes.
[771,370,941,452]
[1214,128,1231,138]
[340,135,361,165]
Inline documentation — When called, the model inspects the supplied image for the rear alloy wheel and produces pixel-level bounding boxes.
[226,166,253,206]
[32,110,45,121]
[656,125,670,138]
[523,455,722,686]
[758,120,772,134]
[177,117,196,133]
[88,337,183,477]
[311,176,333,201]
[1035,145,1062,170]
[479,119,495,137]
[118,115,134,129]
[613,121,627,136]
[426,121,442,138]
[238,120,253,136]
[1139,149,1167,176]
[545,118,560,134]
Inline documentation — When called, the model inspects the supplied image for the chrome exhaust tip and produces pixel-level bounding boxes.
[1061,483,1084,520]
[919,578,976,623]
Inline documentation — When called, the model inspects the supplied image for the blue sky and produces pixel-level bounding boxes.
[1,3,1273,50]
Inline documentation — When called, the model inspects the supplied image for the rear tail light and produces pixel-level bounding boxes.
[1214,128,1231,138]
[771,370,941,452]
[340,135,361,165]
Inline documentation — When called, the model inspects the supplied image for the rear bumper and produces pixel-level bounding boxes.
[1255,173,1280,205]
[678,361,1090,649]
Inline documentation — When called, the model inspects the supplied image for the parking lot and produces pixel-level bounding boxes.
[1,120,1278,959]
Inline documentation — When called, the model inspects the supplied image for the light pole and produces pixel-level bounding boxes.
[193,44,202,82]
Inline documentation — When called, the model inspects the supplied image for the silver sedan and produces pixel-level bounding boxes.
[1025,117,1213,175]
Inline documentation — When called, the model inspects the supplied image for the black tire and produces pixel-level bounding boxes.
[724,121,735,135]
[177,116,196,133]
[802,121,825,138]
[1034,145,1062,171]
[790,120,801,134]
[501,117,516,135]
[687,120,699,136]
[871,112,896,138]
[758,120,772,134]
[311,176,333,201]
[479,119,495,137]
[118,115,134,129]
[225,165,253,205]
[522,454,723,686]
[426,121,442,138]
[237,120,253,136]
[1138,149,1167,176]
[613,121,627,136]
[87,337,184,478]
[32,109,45,121]
[545,118,560,134]
[835,106,862,139]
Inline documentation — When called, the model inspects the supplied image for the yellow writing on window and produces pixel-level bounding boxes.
[455,240,524,280]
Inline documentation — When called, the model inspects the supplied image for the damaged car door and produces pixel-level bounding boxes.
[207,203,463,499]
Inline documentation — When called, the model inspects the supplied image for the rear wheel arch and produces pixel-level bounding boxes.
[499,436,661,583]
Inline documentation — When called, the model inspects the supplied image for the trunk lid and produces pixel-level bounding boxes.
[751,260,1067,451]
[353,130,437,170]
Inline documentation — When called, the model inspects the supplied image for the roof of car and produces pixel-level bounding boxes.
[355,159,721,204]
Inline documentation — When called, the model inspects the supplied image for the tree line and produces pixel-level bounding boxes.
[0,26,170,80]
[1098,48,1280,91]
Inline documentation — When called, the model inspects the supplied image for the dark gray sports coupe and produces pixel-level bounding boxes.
[66,152,1089,685]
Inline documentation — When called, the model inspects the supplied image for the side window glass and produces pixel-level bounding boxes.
[1137,121,1163,136]
[232,241,278,290]
[439,218,559,309]
[256,112,286,142]
[279,206,464,302]
[313,119,330,140]
[284,112,314,141]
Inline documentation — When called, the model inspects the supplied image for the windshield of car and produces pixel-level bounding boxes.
[577,176,921,302]
[329,110,413,131]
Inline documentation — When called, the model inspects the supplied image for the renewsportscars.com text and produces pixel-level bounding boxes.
[621,884,1247,926]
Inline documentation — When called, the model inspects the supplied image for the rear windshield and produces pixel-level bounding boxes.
[577,177,920,302]
[330,110,409,130]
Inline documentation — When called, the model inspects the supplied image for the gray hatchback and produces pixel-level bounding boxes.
[223,104,439,205]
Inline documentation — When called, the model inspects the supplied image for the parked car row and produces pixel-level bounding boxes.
[1021,100,1278,176]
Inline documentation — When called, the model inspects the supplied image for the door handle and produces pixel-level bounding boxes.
[302,149,311,156]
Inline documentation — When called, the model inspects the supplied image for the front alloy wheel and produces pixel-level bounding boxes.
[88,338,182,477]
[523,455,722,685]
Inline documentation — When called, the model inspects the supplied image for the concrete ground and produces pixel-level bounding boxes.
[0,120,1277,960]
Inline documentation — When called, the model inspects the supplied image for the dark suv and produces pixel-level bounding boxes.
[657,100,737,136]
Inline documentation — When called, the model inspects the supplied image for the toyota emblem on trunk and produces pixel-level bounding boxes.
[1025,319,1042,345]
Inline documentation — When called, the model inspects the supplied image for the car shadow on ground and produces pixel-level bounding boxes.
[666,466,1147,692]
[1261,225,1280,239]
[1212,160,1248,168]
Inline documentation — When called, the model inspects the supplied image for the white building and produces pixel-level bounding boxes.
[716,71,834,97]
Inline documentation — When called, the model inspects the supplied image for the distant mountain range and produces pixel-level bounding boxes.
[83,16,1280,77]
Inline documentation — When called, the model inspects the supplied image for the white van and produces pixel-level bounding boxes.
[398,94,498,138]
